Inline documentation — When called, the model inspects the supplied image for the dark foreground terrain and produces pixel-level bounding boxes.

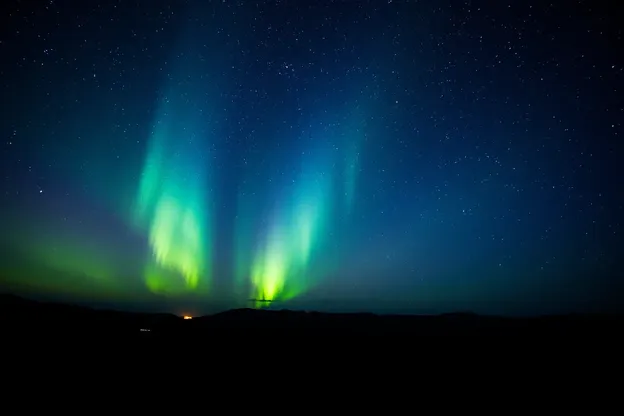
[0,294,621,337]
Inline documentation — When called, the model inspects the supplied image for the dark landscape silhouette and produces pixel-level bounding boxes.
[1,293,621,337]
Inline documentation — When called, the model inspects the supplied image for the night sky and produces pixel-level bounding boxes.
[1,0,622,316]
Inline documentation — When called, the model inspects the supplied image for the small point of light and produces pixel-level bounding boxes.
[183,315,193,320]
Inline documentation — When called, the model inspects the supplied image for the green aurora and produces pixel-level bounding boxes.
[248,158,333,306]
[0,19,366,311]
[0,92,366,311]
[134,93,212,296]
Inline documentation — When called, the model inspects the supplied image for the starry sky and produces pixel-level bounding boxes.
[0,0,622,316]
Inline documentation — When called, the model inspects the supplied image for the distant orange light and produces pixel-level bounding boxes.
[183,315,193,320]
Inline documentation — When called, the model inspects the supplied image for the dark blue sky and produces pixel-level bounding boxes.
[0,0,622,316]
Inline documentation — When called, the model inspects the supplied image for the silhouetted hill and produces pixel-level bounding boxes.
[0,294,181,336]
[0,294,621,337]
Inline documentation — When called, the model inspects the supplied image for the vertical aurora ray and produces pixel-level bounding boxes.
[234,100,371,307]
[130,12,223,296]
[134,89,212,295]
[243,151,334,307]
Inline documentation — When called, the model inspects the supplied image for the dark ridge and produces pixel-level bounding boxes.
[0,294,621,337]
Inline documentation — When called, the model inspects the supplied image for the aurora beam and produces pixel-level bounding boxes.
[247,150,334,307]
[134,90,212,295]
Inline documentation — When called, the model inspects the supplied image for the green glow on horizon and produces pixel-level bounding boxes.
[0,230,138,300]
[134,107,211,294]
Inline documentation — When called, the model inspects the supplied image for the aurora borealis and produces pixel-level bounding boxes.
[134,81,212,295]
[241,140,335,306]
[1,0,622,316]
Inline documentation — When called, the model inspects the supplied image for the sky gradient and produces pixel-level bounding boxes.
[0,0,622,316]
